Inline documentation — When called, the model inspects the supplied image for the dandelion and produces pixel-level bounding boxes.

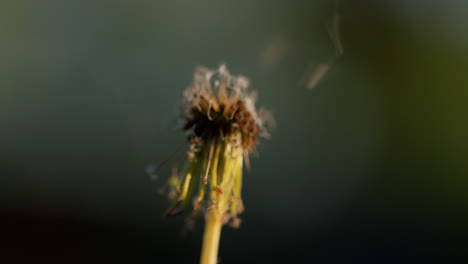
[164,65,273,264]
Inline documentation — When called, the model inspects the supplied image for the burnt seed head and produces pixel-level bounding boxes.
[164,65,274,226]
[182,65,272,154]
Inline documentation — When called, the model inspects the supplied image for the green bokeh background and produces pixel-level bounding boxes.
[1,0,467,263]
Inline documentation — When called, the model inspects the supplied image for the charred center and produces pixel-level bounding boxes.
[184,98,260,152]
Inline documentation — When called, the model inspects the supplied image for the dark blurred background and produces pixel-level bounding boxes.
[1,0,468,263]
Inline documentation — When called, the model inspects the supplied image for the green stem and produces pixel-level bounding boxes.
[200,209,223,264]
[200,131,243,264]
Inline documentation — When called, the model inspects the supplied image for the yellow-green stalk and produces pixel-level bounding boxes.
[164,65,273,264]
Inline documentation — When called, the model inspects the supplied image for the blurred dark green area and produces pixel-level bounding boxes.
[1,0,468,263]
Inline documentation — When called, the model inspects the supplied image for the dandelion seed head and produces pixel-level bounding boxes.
[165,65,273,231]
[182,65,272,154]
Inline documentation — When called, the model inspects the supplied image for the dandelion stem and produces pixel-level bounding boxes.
[200,208,223,264]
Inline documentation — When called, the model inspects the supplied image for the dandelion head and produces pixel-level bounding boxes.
[182,65,271,155]
[165,65,273,229]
